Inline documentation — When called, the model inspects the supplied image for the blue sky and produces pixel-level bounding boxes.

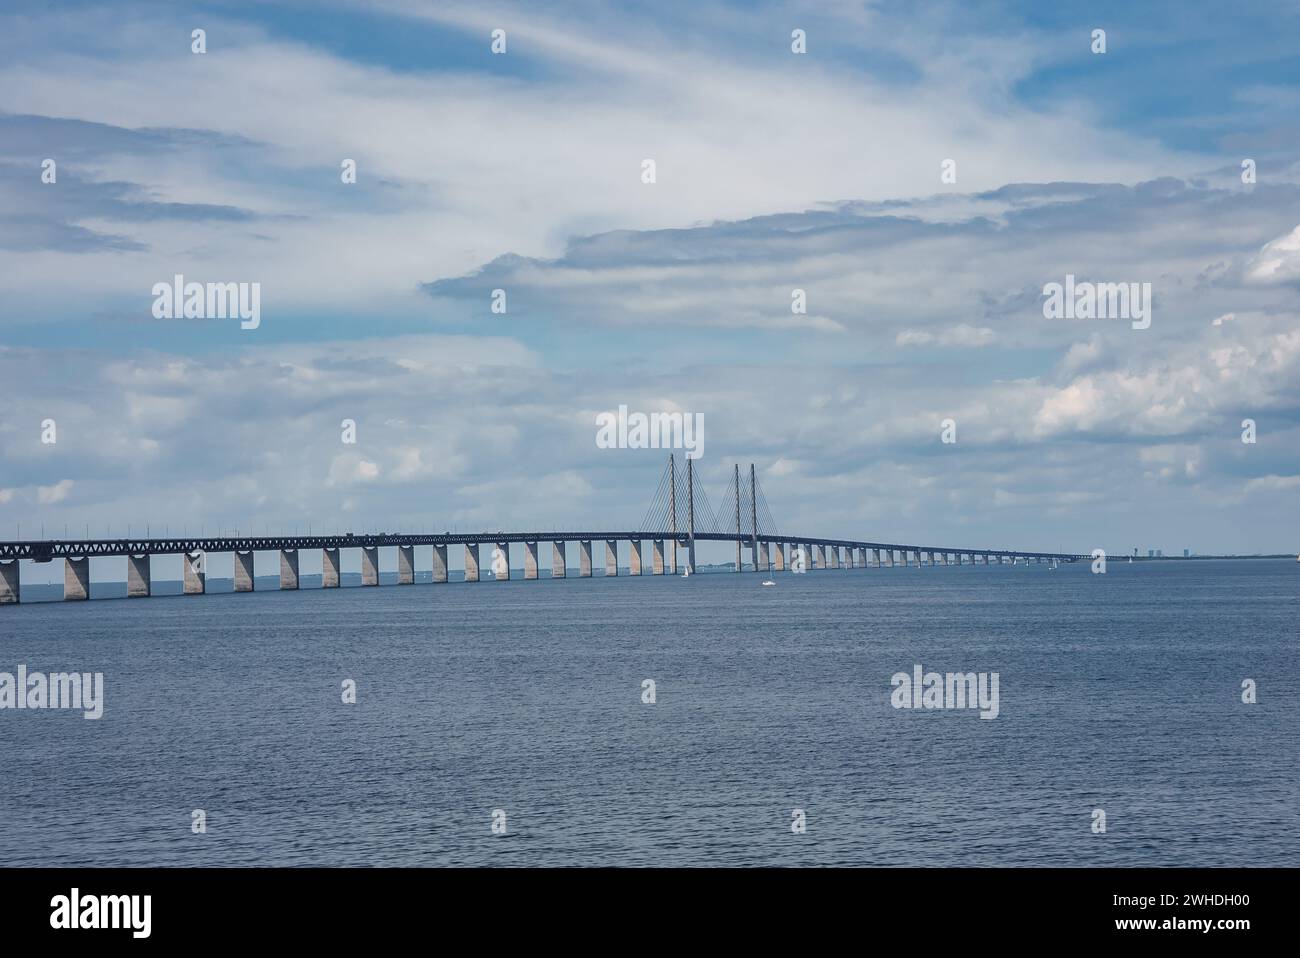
[2,0,1299,577]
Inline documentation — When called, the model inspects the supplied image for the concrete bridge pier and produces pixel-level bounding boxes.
[323,548,341,587]
[128,554,151,597]
[362,546,379,586]
[605,540,618,576]
[398,545,415,584]
[63,557,90,600]
[551,541,566,579]
[494,542,511,580]
[829,546,839,569]
[432,544,448,583]
[0,559,17,604]
[814,544,826,569]
[524,542,539,579]
[652,539,665,574]
[464,544,480,582]
[280,550,300,590]
[184,553,205,594]
[872,548,882,568]
[758,540,770,572]
[234,551,255,592]
[629,540,642,576]
[773,543,786,572]
[580,540,593,577]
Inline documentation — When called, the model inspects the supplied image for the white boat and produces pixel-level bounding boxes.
[680,567,692,577]
[761,579,775,587]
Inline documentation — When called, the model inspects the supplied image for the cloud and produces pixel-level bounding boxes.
[896,324,995,348]
[1244,474,1300,492]
[1244,225,1300,284]
[37,479,74,504]
[0,0,1203,319]
[1,1,1298,558]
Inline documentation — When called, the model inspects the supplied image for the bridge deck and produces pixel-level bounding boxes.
[0,533,1085,562]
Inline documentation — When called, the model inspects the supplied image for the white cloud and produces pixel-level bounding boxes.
[1245,225,1300,284]
[1244,474,1300,492]
[896,324,995,348]
[37,479,74,504]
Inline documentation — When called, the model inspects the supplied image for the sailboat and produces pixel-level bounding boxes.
[680,566,692,578]
[761,578,776,586]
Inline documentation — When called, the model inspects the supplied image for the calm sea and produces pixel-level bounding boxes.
[1,559,1295,866]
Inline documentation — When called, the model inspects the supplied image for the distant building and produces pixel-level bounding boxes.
[1148,549,1154,557]
[1184,549,1190,557]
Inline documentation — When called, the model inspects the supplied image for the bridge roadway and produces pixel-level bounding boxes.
[0,531,1082,604]
[0,532,1084,563]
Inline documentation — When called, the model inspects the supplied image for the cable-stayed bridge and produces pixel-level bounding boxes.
[0,456,1082,604]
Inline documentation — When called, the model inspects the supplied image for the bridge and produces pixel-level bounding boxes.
[0,457,1083,604]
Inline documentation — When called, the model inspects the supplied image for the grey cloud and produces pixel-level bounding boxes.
[0,113,259,161]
